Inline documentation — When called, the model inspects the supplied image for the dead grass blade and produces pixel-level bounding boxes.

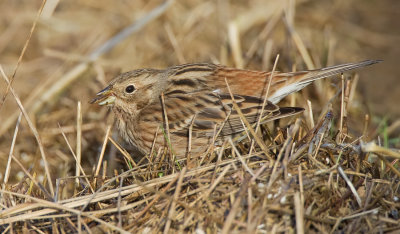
[2,113,22,186]
[0,66,54,196]
[0,0,46,110]
[0,0,175,136]
[224,78,274,162]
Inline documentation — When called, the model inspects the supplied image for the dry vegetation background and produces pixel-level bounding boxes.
[0,0,400,233]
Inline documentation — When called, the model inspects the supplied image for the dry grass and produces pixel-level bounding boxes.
[1,0,399,233]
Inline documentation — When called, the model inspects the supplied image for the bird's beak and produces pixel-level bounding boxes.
[90,86,116,106]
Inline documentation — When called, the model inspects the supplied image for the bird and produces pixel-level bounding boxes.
[91,60,380,158]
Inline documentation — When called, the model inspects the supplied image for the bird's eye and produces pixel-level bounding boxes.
[125,85,135,93]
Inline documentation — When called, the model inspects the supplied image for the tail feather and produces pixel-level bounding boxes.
[268,60,381,104]
[301,60,382,83]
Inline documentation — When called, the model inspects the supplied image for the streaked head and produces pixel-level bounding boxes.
[91,68,166,113]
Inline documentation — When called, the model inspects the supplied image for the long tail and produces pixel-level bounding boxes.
[268,60,382,104]
[300,60,382,84]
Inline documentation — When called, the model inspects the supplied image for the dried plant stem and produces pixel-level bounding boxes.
[58,124,95,194]
[307,100,315,128]
[0,1,392,232]
[224,78,274,162]
[298,165,304,204]
[190,164,231,206]
[11,155,52,200]
[246,9,282,63]
[164,167,186,234]
[229,139,255,177]
[165,23,186,64]
[76,101,82,186]
[160,92,177,169]
[339,74,345,142]
[221,176,250,234]
[362,141,400,160]
[94,125,112,180]
[262,39,274,70]
[0,0,175,136]
[0,190,130,233]
[3,113,22,186]
[249,54,280,156]
[375,154,400,178]
[257,54,280,131]
[108,137,137,167]
[0,66,54,196]
[337,166,362,207]
[294,192,304,234]
[228,22,244,69]
[284,16,315,70]
[42,0,60,18]
[0,0,46,110]
[268,118,301,188]
[186,114,197,167]
[133,173,180,221]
